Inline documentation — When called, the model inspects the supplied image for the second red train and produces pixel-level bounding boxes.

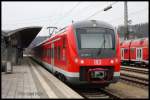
[120,37,149,67]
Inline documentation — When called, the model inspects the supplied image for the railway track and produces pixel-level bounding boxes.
[121,66,148,74]
[122,63,148,69]
[69,86,122,99]
[120,66,149,87]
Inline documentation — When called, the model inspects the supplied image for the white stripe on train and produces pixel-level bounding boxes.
[32,57,120,78]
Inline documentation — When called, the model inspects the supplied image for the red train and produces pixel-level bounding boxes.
[120,37,149,66]
[31,20,120,87]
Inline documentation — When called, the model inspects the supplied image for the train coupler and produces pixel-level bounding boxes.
[87,68,108,83]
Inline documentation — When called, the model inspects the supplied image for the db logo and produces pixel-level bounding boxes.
[94,60,101,65]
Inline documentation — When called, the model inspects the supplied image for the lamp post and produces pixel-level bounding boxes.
[124,1,129,40]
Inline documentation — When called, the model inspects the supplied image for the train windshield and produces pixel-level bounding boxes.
[75,27,115,58]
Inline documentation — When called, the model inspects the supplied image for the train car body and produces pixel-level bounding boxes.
[120,38,149,66]
[31,20,120,87]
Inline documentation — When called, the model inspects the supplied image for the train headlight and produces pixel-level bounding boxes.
[74,58,78,63]
[80,60,84,64]
[110,60,114,64]
[115,58,118,63]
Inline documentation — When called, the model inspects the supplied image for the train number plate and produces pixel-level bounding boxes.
[91,71,105,79]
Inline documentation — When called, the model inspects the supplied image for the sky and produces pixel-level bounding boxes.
[2,1,148,36]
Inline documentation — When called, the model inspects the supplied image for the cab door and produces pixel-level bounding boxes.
[136,48,142,61]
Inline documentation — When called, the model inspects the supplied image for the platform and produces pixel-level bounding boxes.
[1,57,83,99]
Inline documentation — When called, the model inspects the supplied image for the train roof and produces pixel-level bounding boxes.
[130,37,148,47]
[120,37,148,47]
[32,20,115,48]
[73,20,114,30]
[33,27,67,48]
[121,37,148,43]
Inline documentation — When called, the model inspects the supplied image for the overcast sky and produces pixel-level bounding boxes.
[2,1,148,36]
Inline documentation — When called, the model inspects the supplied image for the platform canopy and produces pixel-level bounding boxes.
[2,26,42,48]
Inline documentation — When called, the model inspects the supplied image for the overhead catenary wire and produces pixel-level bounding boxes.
[85,1,118,20]
[3,2,80,26]
[55,2,117,28]
[3,2,81,29]
[70,2,103,22]
[3,2,147,30]
[3,2,115,28]
[109,7,148,23]
[54,2,81,26]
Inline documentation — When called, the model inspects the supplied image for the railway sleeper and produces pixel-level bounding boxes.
[120,72,148,81]
[120,75,148,86]
[121,68,148,75]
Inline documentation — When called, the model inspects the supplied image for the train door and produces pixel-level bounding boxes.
[136,48,142,61]
[121,48,124,60]
[51,43,54,73]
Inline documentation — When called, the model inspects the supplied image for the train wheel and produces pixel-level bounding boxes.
[54,72,59,77]
[61,75,66,83]
[58,73,62,80]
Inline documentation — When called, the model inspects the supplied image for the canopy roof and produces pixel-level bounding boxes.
[2,26,42,48]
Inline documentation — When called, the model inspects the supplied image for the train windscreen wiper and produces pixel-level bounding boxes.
[97,36,105,56]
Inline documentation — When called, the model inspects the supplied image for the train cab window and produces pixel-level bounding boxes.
[104,33,113,48]
[75,27,115,58]
[76,28,115,49]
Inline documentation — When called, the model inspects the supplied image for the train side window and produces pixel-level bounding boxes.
[43,49,46,57]
[55,47,57,59]
[63,37,66,48]
[48,48,49,57]
[46,49,47,57]
[48,48,51,57]
[42,50,44,57]
[46,49,48,57]
[139,49,142,58]
[49,48,51,57]
[131,48,134,52]
[51,48,54,58]
[124,49,128,53]
[121,49,124,59]
[58,47,61,60]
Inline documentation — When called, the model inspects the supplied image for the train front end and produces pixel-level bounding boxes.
[67,20,120,86]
